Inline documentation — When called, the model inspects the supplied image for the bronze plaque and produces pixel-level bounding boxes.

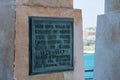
[29,17,74,75]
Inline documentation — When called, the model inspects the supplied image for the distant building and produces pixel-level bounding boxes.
[83,27,96,52]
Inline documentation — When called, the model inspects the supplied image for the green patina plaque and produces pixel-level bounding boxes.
[29,17,74,75]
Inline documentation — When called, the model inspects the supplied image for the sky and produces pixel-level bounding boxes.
[73,0,105,28]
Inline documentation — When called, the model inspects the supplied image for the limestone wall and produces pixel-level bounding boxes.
[0,1,15,80]
[16,0,73,8]
[14,6,84,80]
[94,13,120,80]
[0,0,84,80]
[105,0,120,13]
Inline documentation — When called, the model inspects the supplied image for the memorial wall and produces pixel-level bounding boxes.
[0,0,84,80]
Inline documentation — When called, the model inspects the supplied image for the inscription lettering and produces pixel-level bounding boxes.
[29,17,74,75]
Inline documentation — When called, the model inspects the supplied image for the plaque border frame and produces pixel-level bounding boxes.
[29,16,74,75]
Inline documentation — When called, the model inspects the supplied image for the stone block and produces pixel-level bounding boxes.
[15,6,84,80]
[16,0,73,8]
[0,0,15,5]
[105,0,120,13]
[0,5,15,80]
[94,13,120,80]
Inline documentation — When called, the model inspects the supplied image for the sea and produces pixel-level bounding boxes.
[84,53,94,80]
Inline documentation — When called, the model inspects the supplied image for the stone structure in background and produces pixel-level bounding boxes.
[83,28,96,52]
[94,0,120,80]
[0,1,15,80]
[0,0,84,80]
[105,0,120,13]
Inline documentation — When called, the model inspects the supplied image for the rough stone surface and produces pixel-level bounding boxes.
[105,0,120,13]
[94,13,120,80]
[0,5,15,80]
[0,0,14,3]
[15,6,84,80]
[16,0,73,8]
